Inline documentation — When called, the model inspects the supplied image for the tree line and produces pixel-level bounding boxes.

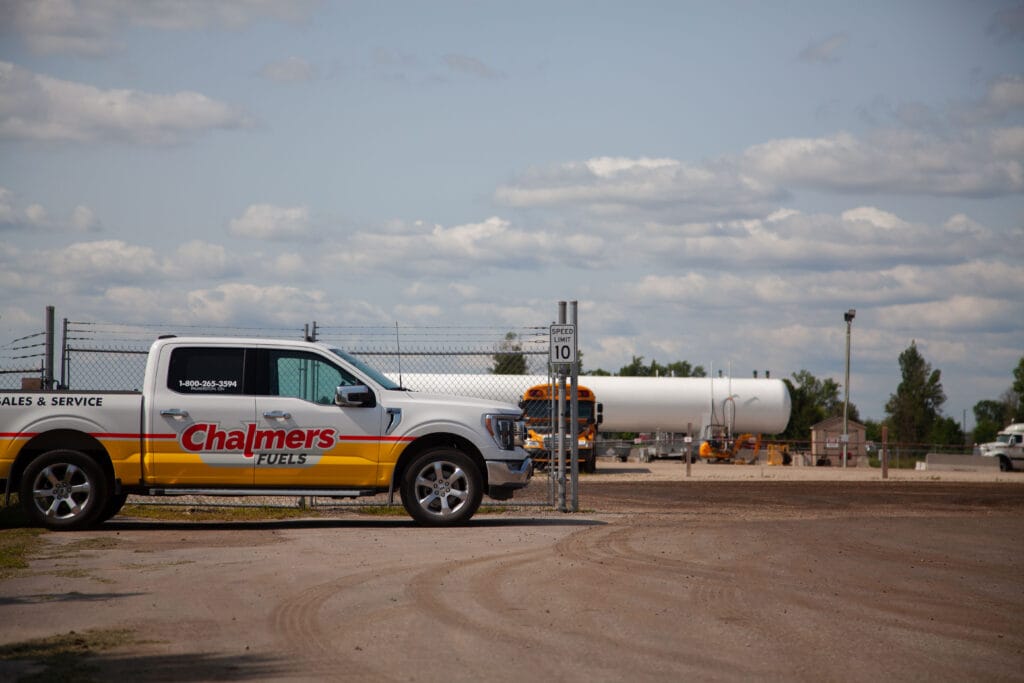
[493,332,1024,448]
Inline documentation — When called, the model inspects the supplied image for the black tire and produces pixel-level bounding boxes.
[999,456,1012,472]
[400,448,482,525]
[582,450,596,474]
[20,449,110,531]
[97,492,129,523]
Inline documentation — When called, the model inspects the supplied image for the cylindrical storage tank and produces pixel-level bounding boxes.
[394,374,791,434]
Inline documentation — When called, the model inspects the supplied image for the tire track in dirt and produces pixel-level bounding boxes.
[402,524,760,681]
[269,565,407,681]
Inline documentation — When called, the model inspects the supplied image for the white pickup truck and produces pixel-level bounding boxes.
[978,423,1024,472]
[1,336,532,529]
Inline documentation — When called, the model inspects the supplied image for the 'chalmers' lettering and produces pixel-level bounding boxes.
[181,423,336,455]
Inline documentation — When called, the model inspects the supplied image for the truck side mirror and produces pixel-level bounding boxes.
[597,402,604,425]
[335,384,376,408]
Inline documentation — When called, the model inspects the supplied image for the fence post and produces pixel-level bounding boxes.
[686,422,692,477]
[44,305,55,389]
[556,301,567,513]
[60,317,68,389]
[881,426,889,479]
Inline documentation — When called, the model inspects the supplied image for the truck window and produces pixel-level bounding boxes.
[167,348,245,394]
[269,350,359,404]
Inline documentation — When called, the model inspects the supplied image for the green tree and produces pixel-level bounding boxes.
[781,369,861,441]
[884,341,945,446]
[618,356,652,376]
[973,399,1008,445]
[664,360,707,377]
[863,418,883,443]
[1012,356,1024,420]
[930,416,965,447]
[617,356,706,377]
[491,332,527,375]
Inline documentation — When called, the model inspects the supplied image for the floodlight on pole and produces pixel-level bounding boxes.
[842,309,855,468]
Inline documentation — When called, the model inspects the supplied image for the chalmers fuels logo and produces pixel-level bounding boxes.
[180,422,337,468]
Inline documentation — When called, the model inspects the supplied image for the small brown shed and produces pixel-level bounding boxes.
[811,416,867,465]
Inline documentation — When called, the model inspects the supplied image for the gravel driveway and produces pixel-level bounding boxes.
[2,462,1022,682]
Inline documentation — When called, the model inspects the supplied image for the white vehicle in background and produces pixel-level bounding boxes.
[978,423,1024,472]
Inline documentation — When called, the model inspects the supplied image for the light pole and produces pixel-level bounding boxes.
[842,309,856,468]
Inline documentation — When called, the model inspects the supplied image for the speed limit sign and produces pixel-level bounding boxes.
[549,324,577,364]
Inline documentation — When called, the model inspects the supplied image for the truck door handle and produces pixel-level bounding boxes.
[160,408,189,418]
[263,410,291,420]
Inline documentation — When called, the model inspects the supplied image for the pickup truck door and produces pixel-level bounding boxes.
[253,349,383,487]
[146,346,256,486]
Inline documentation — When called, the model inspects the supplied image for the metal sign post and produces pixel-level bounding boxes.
[550,302,579,513]
[569,301,579,513]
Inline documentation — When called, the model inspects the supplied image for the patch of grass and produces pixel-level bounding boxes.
[0,526,44,579]
[352,504,509,517]
[0,628,135,682]
[354,505,407,516]
[120,504,315,522]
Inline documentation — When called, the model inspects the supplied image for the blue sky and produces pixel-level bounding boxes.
[1,0,1022,428]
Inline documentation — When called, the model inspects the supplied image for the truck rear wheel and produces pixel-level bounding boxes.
[400,448,482,525]
[20,449,109,531]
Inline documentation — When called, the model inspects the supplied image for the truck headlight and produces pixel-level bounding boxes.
[485,414,525,451]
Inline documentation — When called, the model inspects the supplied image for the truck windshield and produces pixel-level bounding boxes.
[329,348,402,391]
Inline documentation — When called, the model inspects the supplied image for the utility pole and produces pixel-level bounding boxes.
[842,309,856,468]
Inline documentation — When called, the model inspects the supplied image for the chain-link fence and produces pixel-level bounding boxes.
[52,320,551,398]
[0,330,47,390]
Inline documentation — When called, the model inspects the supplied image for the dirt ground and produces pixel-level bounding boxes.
[2,461,1023,682]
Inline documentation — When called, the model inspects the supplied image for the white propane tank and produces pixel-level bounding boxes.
[394,374,791,434]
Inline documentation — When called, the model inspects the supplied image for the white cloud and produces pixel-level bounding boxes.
[0,62,248,144]
[0,186,100,232]
[1,0,321,56]
[70,205,100,232]
[741,130,1024,197]
[442,54,504,79]
[61,240,158,273]
[184,283,327,326]
[497,126,1024,226]
[990,126,1024,157]
[876,296,1019,332]
[798,33,849,64]
[228,204,311,240]
[260,57,316,83]
[163,240,231,278]
[495,156,782,221]
[325,216,605,275]
[840,207,908,230]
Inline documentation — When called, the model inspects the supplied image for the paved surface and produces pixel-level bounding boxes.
[2,462,1023,682]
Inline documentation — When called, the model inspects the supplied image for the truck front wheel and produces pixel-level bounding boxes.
[20,450,110,531]
[400,448,482,525]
